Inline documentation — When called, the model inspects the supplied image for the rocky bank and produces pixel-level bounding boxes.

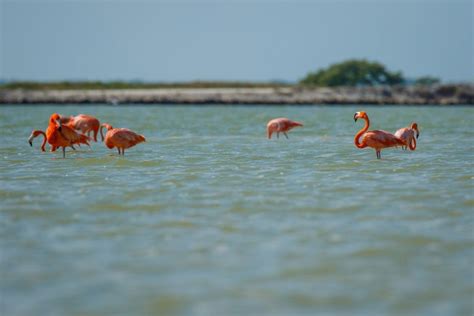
[1,84,472,105]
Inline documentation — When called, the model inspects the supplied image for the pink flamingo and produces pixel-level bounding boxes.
[267,118,303,139]
[395,122,419,150]
[46,113,90,158]
[100,123,146,155]
[60,114,101,142]
[28,129,77,152]
[354,111,405,159]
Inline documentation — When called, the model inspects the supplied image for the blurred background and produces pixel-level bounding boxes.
[1,0,472,84]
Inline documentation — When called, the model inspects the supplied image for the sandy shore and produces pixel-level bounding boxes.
[1,85,473,105]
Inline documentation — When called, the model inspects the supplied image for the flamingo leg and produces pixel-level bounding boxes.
[277,132,280,139]
[283,132,289,139]
[117,148,121,155]
[62,147,66,158]
[71,145,76,150]
[376,150,381,159]
[122,149,125,156]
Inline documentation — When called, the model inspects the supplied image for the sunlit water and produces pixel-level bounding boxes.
[1,105,473,316]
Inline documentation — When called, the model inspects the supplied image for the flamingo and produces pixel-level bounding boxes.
[28,130,77,152]
[267,118,303,139]
[354,111,405,159]
[60,114,101,142]
[395,122,419,150]
[100,123,146,155]
[46,113,90,158]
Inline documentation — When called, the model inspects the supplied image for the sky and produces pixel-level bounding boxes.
[1,0,473,83]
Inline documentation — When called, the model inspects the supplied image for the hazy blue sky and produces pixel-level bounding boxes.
[1,0,472,82]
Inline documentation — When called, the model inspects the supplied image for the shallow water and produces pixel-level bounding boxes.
[1,105,473,316]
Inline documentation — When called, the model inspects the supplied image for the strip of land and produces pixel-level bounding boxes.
[1,85,472,105]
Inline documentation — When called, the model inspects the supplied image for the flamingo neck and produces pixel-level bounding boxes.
[100,124,113,141]
[100,126,107,141]
[354,117,369,148]
[409,136,416,150]
[38,131,47,151]
[290,121,303,127]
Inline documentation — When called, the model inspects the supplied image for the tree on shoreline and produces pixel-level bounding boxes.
[300,59,404,87]
[415,76,440,86]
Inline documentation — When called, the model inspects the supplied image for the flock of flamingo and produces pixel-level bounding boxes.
[28,113,146,157]
[28,111,419,159]
[267,113,419,158]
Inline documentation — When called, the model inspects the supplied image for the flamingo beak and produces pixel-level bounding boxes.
[28,135,33,146]
[416,130,419,139]
[354,113,358,122]
[55,119,62,132]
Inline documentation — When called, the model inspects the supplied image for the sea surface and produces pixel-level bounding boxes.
[1,105,473,316]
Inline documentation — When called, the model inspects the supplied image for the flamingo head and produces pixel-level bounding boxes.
[28,133,34,146]
[28,130,41,146]
[50,113,62,131]
[411,122,419,139]
[354,111,368,122]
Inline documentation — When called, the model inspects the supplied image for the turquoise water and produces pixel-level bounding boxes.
[1,105,473,316]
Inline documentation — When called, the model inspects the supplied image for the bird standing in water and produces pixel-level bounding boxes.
[267,118,303,139]
[60,114,101,142]
[354,111,405,159]
[46,113,90,158]
[395,122,420,150]
[100,123,146,155]
[28,129,79,152]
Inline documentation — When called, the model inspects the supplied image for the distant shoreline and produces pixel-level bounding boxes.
[1,85,473,105]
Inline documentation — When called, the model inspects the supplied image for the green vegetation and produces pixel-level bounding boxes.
[0,80,290,90]
[0,60,445,90]
[300,59,404,87]
[415,76,441,86]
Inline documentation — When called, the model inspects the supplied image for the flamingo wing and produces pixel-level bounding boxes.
[363,130,405,148]
[59,125,90,145]
[394,128,411,140]
[394,127,408,139]
[113,129,145,147]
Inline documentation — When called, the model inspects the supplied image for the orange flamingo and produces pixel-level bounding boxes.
[267,118,303,139]
[60,114,101,142]
[28,130,78,152]
[395,122,419,150]
[46,113,90,158]
[354,111,405,159]
[100,123,146,155]
[28,130,48,152]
